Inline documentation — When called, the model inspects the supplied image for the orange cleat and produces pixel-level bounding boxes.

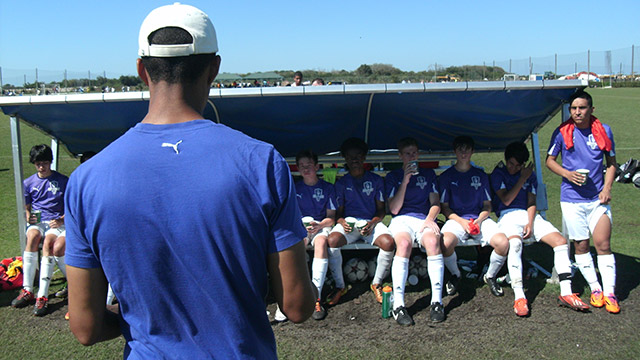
[513,298,529,317]
[604,294,620,314]
[557,294,590,312]
[590,290,604,308]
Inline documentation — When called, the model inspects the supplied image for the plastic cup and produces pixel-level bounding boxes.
[301,216,315,228]
[355,220,368,233]
[576,169,590,186]
[409,160,419,175]
[345,217,357,232]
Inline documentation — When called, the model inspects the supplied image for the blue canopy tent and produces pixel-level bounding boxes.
[1,80,585,248]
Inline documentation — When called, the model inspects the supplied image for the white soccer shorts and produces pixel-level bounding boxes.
[560,200,612,241]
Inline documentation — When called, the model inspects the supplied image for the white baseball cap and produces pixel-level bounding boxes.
[138,2,218,57]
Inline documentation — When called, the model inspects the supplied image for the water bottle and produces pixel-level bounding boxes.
[382,286,393,318]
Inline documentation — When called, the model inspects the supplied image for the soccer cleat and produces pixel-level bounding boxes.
[33,297,49,317]
[483,274,504,297]
[370,283,383,304]
[55,284,68,298]
[429,302,446,322]
[326,287,349,306]
[274,305,287,322]
[590,289,605,308]
[513,298,529,317]
[392,306,414,326]
[604,294,620,314]
[312,299,327,320]
[11,289,35,308]
[445,275,459,296]
[557,294,590,312]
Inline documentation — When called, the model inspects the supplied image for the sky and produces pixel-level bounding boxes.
[1,0,639,84]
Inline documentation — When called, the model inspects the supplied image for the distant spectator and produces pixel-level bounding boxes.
[292,71,303,87]
[312,78,325,86]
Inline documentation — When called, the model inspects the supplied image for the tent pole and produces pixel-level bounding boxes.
[364,93,374,143]
[530,132,547,218]
[50,138,59,171]
[10,116,27,252]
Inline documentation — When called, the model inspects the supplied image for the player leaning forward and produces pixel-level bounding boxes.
[546,90,620,314]
[64,3,315,358]
[491,142,589,316]
[386,137,444,325]
[328,138,395,304]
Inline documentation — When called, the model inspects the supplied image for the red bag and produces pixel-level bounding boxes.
[0,256,23,291]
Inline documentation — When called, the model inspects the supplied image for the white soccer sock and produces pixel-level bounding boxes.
[427,254,444,304]
[54,256,67,278]
[574,253,602,293]
[328,247,345,289]
[37,256,55,298]
[373,249,393,285]
[106,284,116,305]
[22,251,39,292]
[392,256,409,310]
[443,252,461,278]
[553,244,573,296]
[486,251,506,279]
[597,254,616,295]
[507,238,525,299]
[311,258,329,297]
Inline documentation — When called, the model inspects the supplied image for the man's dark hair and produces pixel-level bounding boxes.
[452,136,474,151]
[29,144,53,164]
[312,78,324,85]
[397,137,418,151]
[340,137,369,157]
[569,90,593,107]
[296,149,318,165]
[294,71,303,78]
[141,27,215,84]
[80,151,97,164]
[504,142,529,164]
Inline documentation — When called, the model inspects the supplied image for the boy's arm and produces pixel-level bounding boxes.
[68,265,122,345]
[546,154,584,186]
[523,192,537,239]
[420,193,441,234]
[476,200,492,224]
[494,164,533,206]
[441,202,471,233]
[600,154,617,204]
[388,166,413,215]
[267,241,316,323]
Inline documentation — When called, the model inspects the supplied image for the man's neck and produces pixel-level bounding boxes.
[38,170,52,178]
[143,82,206,125]
[303,176,319,186]
[454,161,471,172]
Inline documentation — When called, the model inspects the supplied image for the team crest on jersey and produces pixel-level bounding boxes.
[362,181,374,196]
[415,176,427,189]
[313,188,325,202]
[470,176,482,190]
[47,181,61,195]
[586,134,598,150]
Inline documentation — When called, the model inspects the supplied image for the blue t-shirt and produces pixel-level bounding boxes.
[334,171,385,219]
[490,164,537,217]
[438,165,491,220]
[547,122,615,202]
[23,171,68,221]
[385,167,438,218]
[65,120,305,359]
[295,179,337,221]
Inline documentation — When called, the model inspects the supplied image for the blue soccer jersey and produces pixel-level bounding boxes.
[65,120,304,359]
[295,179,337,221]
[23,171,69,221]
[385,167,438,218]
[490,164,537,217]
[438,165,491,220]
[547,123,615,202]
[335,171,385,219]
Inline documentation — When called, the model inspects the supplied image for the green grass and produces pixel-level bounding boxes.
[0,87,638,358]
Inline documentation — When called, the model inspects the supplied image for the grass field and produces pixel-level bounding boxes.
[0,87,638,358]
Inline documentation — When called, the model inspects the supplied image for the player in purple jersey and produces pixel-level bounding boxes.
[439,136,509,299]
[385,137,443,325]
[328,138,395,305]
[546,90,619,314]
[294,149,339,320]
[492,142,589,316]
[11,144,69,317]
